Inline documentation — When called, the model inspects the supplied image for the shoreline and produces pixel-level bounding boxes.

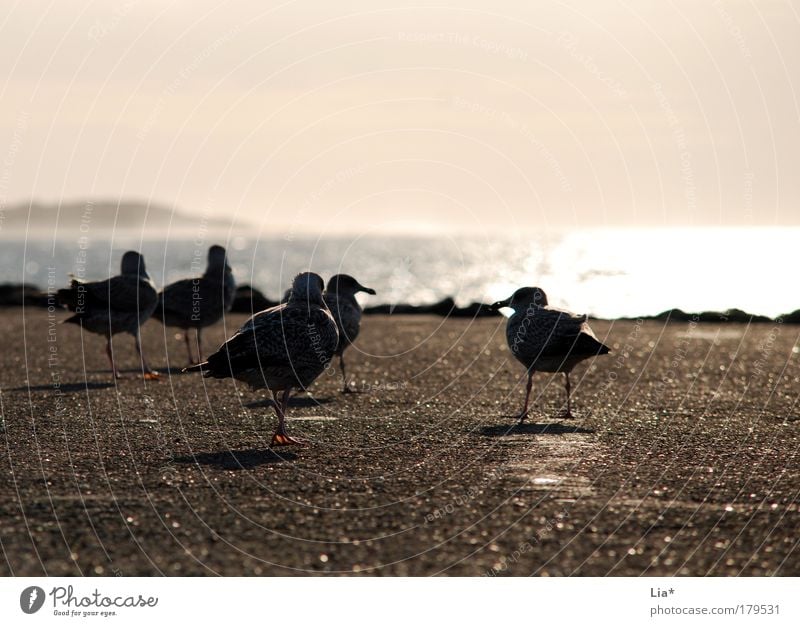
[2,281,798,324]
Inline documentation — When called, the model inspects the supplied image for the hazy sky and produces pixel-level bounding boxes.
[1,0,798,234]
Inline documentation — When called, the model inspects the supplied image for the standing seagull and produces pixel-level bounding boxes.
[155,245,236,365]
[323,274,376,393]
[57,250,160,380]
[184,272,338,446]
[491,287,609,421]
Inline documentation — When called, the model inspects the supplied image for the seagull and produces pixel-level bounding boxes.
[491,287,609,421]
[57,250,160,380]
[184,272,338,446]
[323,274,376,393]
[155,245,236,365]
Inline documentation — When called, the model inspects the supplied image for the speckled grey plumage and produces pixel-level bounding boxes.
[58,251,158,337]
[323,274,376,392]
[188,272,338,392]
[505,290,608,374]
[493,286,609,420]
[57,251,159,378]
[156,245,235,331]
[185,272,338,445]
[326,293,362,354]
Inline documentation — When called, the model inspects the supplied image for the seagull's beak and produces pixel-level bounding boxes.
[359,285,377,295]
[490,298,511,311]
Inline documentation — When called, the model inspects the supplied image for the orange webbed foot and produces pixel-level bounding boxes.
[270,433,305,447]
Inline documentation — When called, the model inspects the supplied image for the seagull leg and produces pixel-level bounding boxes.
[106,337,122,379]
[196,328,204,363]
[515,371,534,422]
[135,330,160,381]
[184,330,195,365]
[339,354,353,393]
[559,372,575,419]
[270,388,304,447]
[279,387,293,416]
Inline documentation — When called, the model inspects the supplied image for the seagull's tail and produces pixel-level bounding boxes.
[182,362,208,374]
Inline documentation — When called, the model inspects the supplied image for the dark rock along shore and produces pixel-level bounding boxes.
[0,307,798,576]
[3,281,800,324]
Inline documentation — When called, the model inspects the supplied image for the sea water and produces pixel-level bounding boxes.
[0,227,796,319]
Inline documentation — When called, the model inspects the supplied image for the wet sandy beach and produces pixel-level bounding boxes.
[1,308,798,576]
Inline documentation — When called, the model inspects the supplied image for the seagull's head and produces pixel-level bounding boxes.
[325,274,376,297]
[120,251,149,279]
[207,244,228,267]
[206,245,231,274]
[491,286,548,312]
[289,272,326,305]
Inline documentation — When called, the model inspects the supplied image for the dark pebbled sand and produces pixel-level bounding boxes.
[1,308,798,576]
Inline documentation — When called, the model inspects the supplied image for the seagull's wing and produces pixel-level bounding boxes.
[537,307,608,357]
[61,276,155,313]
[323,294,360,347]
[201,304,337,378]
[158,278,196,314]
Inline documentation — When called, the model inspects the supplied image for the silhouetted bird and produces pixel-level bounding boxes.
[155,245,236,364]
[184,272,338,446]
[491,287,609,421]
[323,274,376,393]
[57,250,159,380]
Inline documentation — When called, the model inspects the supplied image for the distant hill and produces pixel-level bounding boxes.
[0,200,249,237]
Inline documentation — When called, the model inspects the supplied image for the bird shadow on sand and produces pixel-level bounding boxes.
[10,381,115,393]
[481,422,594,437]
[173,448,296,470]
[245,396,332,409]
